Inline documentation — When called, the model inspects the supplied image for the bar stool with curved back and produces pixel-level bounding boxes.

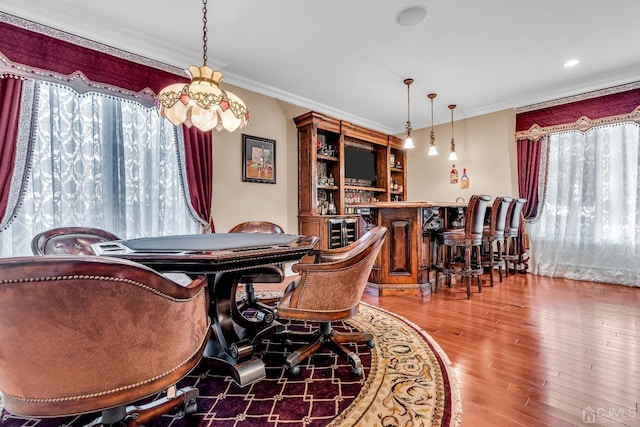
[31,226,120,255]
[275,226,387,377]
[228,221,286,327]
[434,195,492,299]
[504,198,528,276]
[0,255,211,425]
[481,196,513,286]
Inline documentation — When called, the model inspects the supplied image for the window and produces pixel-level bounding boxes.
[528,122,640,285]
[0,80,199,257]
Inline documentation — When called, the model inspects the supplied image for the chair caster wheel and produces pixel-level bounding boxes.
[352,366,362,377]
[289,365,300,375]
[185,400,198,415]
[263,311,275,324]
[367,340,375,348]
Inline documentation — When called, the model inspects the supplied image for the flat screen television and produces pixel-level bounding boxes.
[344,146,376,185]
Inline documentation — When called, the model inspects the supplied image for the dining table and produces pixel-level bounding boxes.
[91,232,319,386]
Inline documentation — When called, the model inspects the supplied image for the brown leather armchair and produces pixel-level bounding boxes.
[0,255,211,425]
[275,226,387,376]
[31,226,120,255]
[229,221,286,327]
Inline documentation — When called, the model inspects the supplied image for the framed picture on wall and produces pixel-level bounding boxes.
[242,134,276,184]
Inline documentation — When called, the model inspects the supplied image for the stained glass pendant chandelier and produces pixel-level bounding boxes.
[157,0,249,132]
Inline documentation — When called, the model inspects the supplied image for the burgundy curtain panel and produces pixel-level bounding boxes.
[516,138,542,220]
[0,77,22,226]
[183,126,215,233]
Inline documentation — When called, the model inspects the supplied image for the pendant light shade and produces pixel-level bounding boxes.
[427,93,438,156]
[403,78,415,149]
[448,104,458,161]
[157,0,249,132]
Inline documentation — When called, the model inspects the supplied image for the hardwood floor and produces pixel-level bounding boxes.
[360,273,640,427]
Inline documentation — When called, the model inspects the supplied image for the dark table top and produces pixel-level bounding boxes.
[91,233,318,274]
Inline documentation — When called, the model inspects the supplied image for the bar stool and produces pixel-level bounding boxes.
[481,196,513,286]
[434,194,491,299]
[504,198,527,276]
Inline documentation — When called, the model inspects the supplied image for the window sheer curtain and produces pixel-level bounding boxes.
[0,81,199,257]
[528,122,640,286]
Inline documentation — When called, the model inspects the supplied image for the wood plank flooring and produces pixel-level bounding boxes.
[359,273,640,427]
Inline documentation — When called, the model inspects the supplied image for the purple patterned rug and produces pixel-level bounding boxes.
[0,303,461,427]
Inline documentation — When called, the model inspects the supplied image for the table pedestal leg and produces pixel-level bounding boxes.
[201,272,268,387]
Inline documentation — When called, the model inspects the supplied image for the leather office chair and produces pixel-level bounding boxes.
[275,226,387,376]
[0,255,211,425]
[31,226,120,255]
[228,221,286,327]
[481,196,513,286]
[504,198,528,275]
[434,195,492,299]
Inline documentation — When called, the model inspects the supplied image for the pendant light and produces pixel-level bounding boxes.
[448,104,458,161]
[157,0,249,132]
[403,78,415,149]
[427,93,438,156]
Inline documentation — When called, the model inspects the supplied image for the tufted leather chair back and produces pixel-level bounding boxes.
[277,226,387,322]
[0,255,210,418]
[487,196,513,239]
[465,194,492,241]
[31,227,120,255]
[228,221,284,234]
[505,198,527,237]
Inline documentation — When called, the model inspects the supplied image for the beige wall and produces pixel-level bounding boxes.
[406,109,518,203]
[211,86,518,233]
[210,85,306,233]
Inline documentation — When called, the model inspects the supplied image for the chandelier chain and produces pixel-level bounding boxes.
[202,0,208,65]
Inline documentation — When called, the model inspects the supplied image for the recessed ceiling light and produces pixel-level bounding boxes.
[564,59,580,68]
[396,5,428,27]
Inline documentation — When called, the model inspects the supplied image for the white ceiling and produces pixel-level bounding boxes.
[1,0,639,134]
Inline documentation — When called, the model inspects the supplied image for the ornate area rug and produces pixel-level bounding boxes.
[0,303,461,427]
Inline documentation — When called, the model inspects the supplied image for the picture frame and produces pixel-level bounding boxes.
[242,134,276,184]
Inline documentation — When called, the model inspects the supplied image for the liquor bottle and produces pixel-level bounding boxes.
[328,193,337,215]
[328,173,335,186]
[450,164,458,184]
[460,168,470,189]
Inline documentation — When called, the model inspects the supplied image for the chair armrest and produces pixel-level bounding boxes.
[291,256,357,274]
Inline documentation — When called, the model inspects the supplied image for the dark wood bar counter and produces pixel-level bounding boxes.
[351,201,466,296]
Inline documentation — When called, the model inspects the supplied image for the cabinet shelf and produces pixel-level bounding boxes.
[344,185,386,192]
[317,154,339,162]
[317,185,338,190]
[391,167,404,172]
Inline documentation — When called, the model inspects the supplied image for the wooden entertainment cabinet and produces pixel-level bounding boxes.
[295,111,407,250]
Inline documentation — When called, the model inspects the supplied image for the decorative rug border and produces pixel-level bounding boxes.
[359,302,462,427]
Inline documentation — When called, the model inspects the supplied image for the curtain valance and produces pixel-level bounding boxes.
[0,13,188,104]
[515,83,640,140]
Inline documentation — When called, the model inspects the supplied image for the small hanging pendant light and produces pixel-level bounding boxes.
[427,93,438,156]
[448,104,458,161]
[403,78,415,149]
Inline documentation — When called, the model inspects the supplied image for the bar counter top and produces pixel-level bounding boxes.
[349,201,467,209]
